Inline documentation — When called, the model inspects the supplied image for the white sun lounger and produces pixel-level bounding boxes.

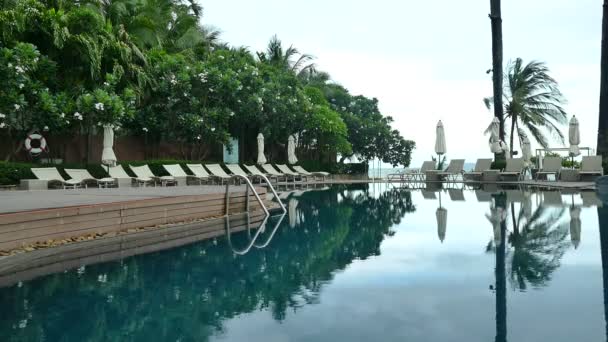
[31,167,84,189]
[108,165,152,186]
[64,169,116,188]
[499,158,525,181]
[276,164,308,182]
[536,157,562,181]
[130,165,176,186]
[243,164,280,183]
[579,156,604,180]
[164,164,209,185]
[205,164,233,185]
[225,164,267,184]
[437,159,465,182]
[464,159,493,181]
[260,164,297,182]
[292,165,330,181]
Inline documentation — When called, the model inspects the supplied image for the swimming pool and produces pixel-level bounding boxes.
[1,183,606,341]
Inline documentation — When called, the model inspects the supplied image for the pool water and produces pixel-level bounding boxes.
[1,184,607,341]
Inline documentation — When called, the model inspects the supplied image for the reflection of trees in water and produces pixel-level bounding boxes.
[0,185,415,341]
[487,203,569,291]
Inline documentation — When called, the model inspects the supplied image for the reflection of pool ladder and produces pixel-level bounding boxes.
[225,174,286,216]
[224,174,287,255]
[225,212,286,255]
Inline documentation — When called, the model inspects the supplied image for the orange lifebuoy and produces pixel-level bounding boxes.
[25,133,47,155]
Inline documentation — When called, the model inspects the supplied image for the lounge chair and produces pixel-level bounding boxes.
[292,165,330,181]
[535,157,562,181]
[108,164,152,187]
[130,165,176,186]
[205,164,233,185]
[499,158,525,181]
[276,164,307,182]
[64,169,116,188]
[464,158,493,181]
[243,164,280,183]
[579,156,604,181]
[186,164,222,185]
[411,161,437,182]
[31,167,84,189]
[436,159,465,182]
[163,164,208,185]
[226,164,266,183]
[259,164,297,182]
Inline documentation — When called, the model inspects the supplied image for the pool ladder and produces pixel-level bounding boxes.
[224,174,286,217]
[224,174,287,255]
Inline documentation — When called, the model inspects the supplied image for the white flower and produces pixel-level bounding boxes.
[66,120,70,124]
[7,63,12,68]
[15,66,24,74]
[236,85,243,91]
[218,55,225,60]
[94,103,104,111]
[0,113,5,118]
[77,115,83,121]
[43,125,49,131]
[18,83,24,89]
[197,118,204,123]
[103,82,109,87]
[229,111,235,117]
[18,319,27,329]
[209,88,214,93]
[196,135,201,140]
[73,112,80,117]
[183,92,188,97]
[210,127,216,132]
[0,123,6,129]
[14,104,20,110]
[142,127,148,132]
[33,57,38,63]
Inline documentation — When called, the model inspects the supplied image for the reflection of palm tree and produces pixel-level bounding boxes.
[507,206,569,291]
[597,203,608,342]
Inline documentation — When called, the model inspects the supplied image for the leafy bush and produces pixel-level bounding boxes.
[298,160,367,175]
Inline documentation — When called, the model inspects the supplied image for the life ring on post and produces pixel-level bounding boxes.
[25,133,47,155]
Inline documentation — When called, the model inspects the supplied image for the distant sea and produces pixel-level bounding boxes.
[368,163,476,178]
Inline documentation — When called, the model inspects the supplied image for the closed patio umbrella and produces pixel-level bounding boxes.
[570,206,581,249]
[521,134,532,167]
[101,124,117,167]
[288,198,299,228]
[490,117,502,153]
[288,135,298,164]
[257,133,267,165]
[435,120,446,156]
[569,115,580,158]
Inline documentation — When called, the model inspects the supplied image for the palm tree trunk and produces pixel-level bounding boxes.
[509,114,516,158]
[598,0,608,158]
[490,0,505,160]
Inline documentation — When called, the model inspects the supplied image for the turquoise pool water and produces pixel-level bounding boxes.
[1,184,607,341]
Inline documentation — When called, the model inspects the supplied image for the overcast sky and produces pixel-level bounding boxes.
[201,0,602,166]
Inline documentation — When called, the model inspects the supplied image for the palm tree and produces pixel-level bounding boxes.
[257,35,316,77]
[489,0,505,154]
[485,58,568,157]
[598,0,608,159]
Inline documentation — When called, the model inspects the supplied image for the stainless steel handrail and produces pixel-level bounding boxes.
[225,212,286,255]
[225,175,269,217]
[254,174,287,213]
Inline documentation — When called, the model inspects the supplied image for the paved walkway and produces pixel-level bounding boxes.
[0,185,249,214]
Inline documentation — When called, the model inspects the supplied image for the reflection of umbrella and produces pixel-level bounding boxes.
[490,117,502,153]
[101,125,117,167]
[569,116,580,157]
[570,206,581,249]
[288,198,299,228]
[288,135,298,164]
[435,120,446,155]
[436,191,447,243]
[256,133,266,165]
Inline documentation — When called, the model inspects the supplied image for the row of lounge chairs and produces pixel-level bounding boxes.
[389,155,604,183]
[30,163,331,189]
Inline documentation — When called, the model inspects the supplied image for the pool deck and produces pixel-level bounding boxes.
[0,179,597,214]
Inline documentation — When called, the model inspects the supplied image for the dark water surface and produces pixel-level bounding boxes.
[1,184,607,342]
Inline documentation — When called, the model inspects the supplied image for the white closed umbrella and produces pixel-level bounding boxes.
[569,115,580,157]
[490,117,502,153]
[435,120,446,155]
[521,134,532,168]
[287,135,298,164]
[256,133,267,165]
[570,206,581,249]
[101,124,117,167]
